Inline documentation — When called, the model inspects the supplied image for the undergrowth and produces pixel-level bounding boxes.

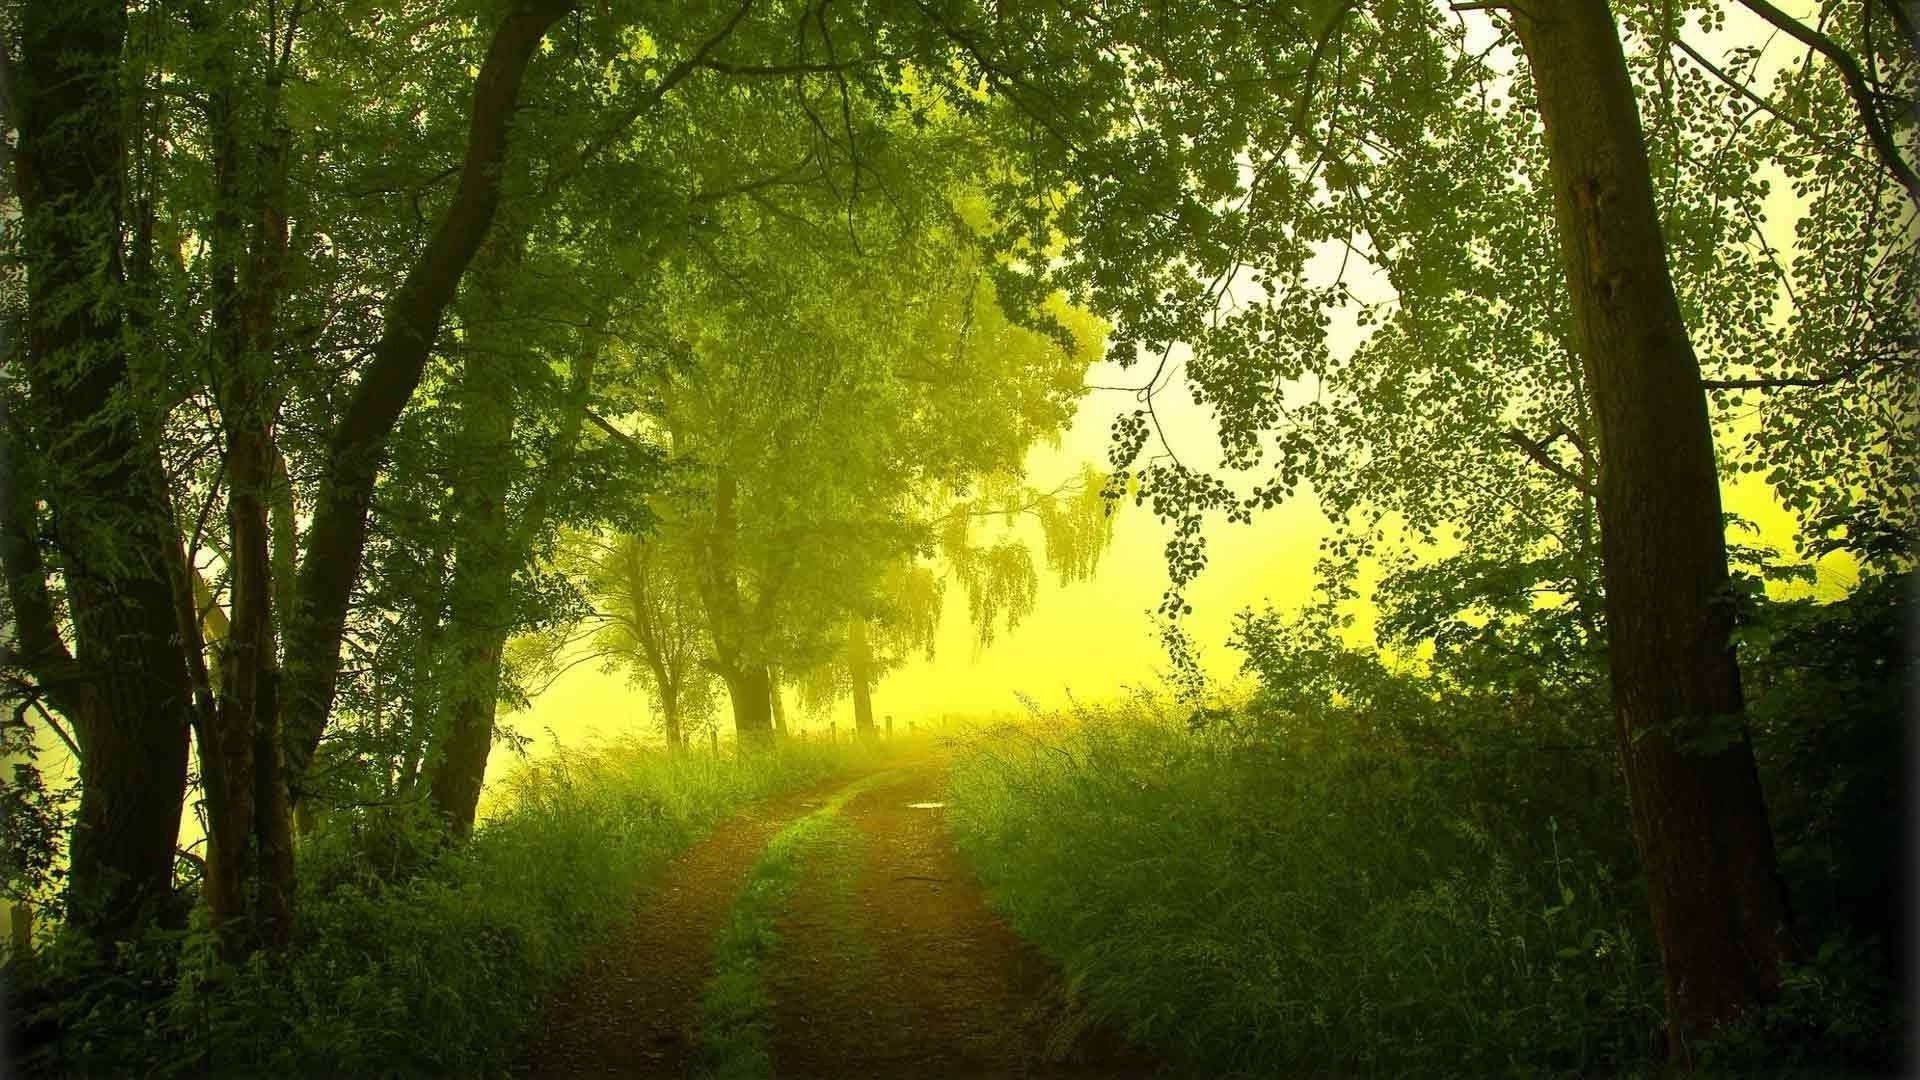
[949,698,1662,1078]
[947,577,1908,1077]
[13,740,860,1077]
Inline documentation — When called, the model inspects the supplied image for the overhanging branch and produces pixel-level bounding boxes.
[1737,0,1920,206]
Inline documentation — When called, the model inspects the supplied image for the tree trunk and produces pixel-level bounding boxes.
[724,665,776,748]
[766,665,788,738]
[1514,0,1790,1055]
[279,0,574,801]
[200,16,295,954]
[12,0,194,946]
[660,695,686,752]
[427,234,522,840]
[426,626,508,838]
[394,564,448,804]
[426,238,602,836]
[848,620,878,742]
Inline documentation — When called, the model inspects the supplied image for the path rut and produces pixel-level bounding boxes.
[523,774,858,1078]
[522,753,1157,1078]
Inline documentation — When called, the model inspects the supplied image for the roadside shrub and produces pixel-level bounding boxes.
[949,575,1910,1076]
[16,740,856,1077]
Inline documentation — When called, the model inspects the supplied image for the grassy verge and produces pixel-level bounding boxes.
[20,740,861,1077]
[947,701,1662,1078]
[696,770,895,1079]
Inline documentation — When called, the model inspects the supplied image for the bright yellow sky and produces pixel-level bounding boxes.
[507,360,1858,774]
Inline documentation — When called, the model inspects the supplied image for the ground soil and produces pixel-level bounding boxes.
[766,758,1158,1079]
[521,751,1159,1078]
[521,772,860,1078]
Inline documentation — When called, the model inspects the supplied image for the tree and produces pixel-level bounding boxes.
[3,0,578,951]
[512,529,719,752]
[6,0,196,945]
[1508,2,1792,1047]
[815,465,1119,740]
[938,0,1908,1050]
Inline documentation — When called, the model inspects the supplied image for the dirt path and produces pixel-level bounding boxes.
[523,773,864,1078]
[523,753,1157,1078]
[765,759,1157,1078]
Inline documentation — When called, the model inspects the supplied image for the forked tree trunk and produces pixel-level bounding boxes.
[1514,0,1790,1055]
[12,0,194,946]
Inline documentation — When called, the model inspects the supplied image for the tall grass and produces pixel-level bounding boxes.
[947,695,1663,1078]
[18,739,858,1077]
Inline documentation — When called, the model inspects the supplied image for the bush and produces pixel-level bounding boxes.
[16,740,856,1077]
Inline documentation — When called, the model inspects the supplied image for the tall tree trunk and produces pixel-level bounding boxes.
[199,13,295,953]
[279,0,574,801]
[723,665,776,748]
[426,237,522,840]
[1514,0,1790,1055]
[427,253,600,837]
[848,620,877,741]
[699,465,774,748]
[11,0,193,945]
[766,665,788,737]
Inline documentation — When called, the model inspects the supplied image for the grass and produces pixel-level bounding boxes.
[946,696,1664,1078]
[944,579,1911,1078]
[18,739,862,1078]
[696,769,895,1080]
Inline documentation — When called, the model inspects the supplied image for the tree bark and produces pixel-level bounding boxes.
[280,0,575,800]
[426,327,518,838]
[394,563,448,805]
[849,620,878,741]
[766,665,788,737]
[428,240,604,837]
[12,0,193,945]
[200,15,295,953]
[723,665,776,748]
[659,695,687,751]
[1514,0,1790,1056]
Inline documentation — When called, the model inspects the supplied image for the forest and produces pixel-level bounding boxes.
[0,0,1912,1076]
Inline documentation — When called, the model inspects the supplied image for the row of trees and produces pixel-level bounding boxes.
[0,0,1110,964]
[3,0,1911,1060]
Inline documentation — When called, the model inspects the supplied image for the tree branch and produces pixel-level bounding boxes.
[1737,0,1920,206]
[1504,428,1596,497]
